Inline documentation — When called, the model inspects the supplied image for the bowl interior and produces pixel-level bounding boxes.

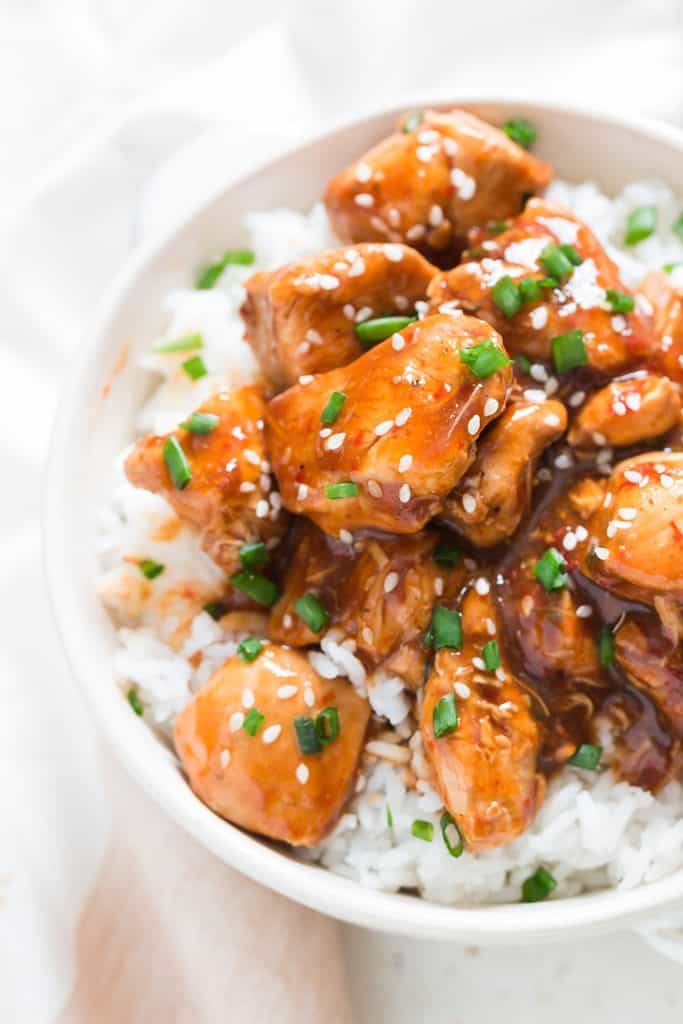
[44,97,683,941]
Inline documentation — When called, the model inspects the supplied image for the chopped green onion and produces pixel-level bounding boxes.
[459,339,511,378]
[539,244,575,281]
[522,866,557,903]
[295,593,330,633]
[180,411,219,434]
[402,109,424,132]
[551,329,588,373]
[599,626,615,667]
[518,277,542,304]
[427,606,463,651]
[625,206,657,245]
[181,354,208,380]
[386,804,394,828]
[354,316,416,348]
[294,715,323,755]
[515,354,532,375]
[321,391,347,425]
[433,693,459,738]
[229,570,280,607]
[315,707,340,745]
[237,636,263,663]
[482,640,501,671]
[673,213,683,241]
[502,118,537,150]
[568,743,603,770]
[195,249,255,289]
[440,812,465,857]
[491,275,522,318]
[326,481,359,500]
[163,435,192,490]
[127,687,144,716]
[411,819,434,842]
[489,221,510,235]
[242,707,264,736]
[664,261,683,273]
[558,243,583,266]
[203,601,227,621]
[154,332,203,354]
[434,540,461,568]
[239,541,269,571]
[138,559,164,580]
[534,547,568,591]
[605,289,635,314]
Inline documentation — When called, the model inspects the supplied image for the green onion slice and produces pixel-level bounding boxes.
[203,601,227,621]
[315,707,340,745]
[238,541,269,571]
[434,540,461,568]
[326,481,359,500]
[138,559,164,580]
[515,354,532,375]
[518,278,542,304]
[502,118,537,150]
[534,547,568,591]
[539,244,575,281]
[180,411,219,434]
[154,332,204,354]
[599,626,615,668]
[625,206,657,246]
[229,570,280,607]
[411,819,434,842]
[195,249,255,289]
[459,339,511,378]
[354,316,416,349]
[402,110,424,133]
[551,329,587,373]
[242,707,264,736]
[522,866,557,903]
[321,391,347,425]
[482,640,501,671]
[559,243,583,266]
[673,213,683,241]
[237,636,263,663]
[295,593,330,633]
[605,289,635,314]
[491,275,522,318]
[568,743,603,770]
[440,812,465,857]
[163,436,192,490]
[294,715,323,755]
[664,261,683,273]
[386,804,394,828]
[427,606,463,651]
[181,354,208,380]
[433,693,459,738]
[127,687,144,716]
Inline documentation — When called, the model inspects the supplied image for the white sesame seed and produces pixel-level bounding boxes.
[434,576,444,596]
[485,618,496,636]
[256,500,269,519]
[495,668,507,682]
[524,388,547,403]
[416,145,436,163]
[229,712,245,732]
[303,686,315,708]
[225,458,238,473]
[240,481,256,493]
[367,479,383,498]
[384,572,400,594]
[283,613,293,629]
[593,432,607,446]
[361,626,374,645]
[241,688,255,709]
[454,682,471,699]
[661,474,674,488]
[428,204,444,226]
[387,207,401,227]
[243,449,260,466]
[343,304,356,320]
[576,604,593,618]
[296,763,310,784]
[406,224,426,241]
[395,407,412,427]
[450,167,477,200]
[603,492,613,508]
[618,507,637,520]
[562,532,577,551]
[545,413,562,428]
[530,306,548,329]
[484,398,499,417]
[298,374,314,385]
[232,426,246,440]
[327,432,346,451]
[624,470,642,484]
[398,454,413,473]
[392,334,406,351]
[385,244,403,262]
[475,577,490,595]
[297,483,309,501]
[575,525,588,541]
[219,749,231,769]
[473,656,486,670]
[613,401,627,416]
[594,546,609,561]
[625,393,642,412]
[355,162,372,182]
[399,483,412,503]
[339,529,354,545]
[375,420,394,436]
[463,493,477,514]
[568,390,586,408]
[555,453,573,470]
[544,377,559,396]
[354,192,374,207]
[348,258,366,278]
[530,363,549,382]
[467,414,481,436]
[262,724,282,745]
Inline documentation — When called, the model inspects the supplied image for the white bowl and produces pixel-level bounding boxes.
[44,96,683,945]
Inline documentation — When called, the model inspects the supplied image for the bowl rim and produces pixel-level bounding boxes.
[43,93,683,941]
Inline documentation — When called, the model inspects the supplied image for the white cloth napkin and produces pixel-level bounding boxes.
[1,5,682,1021]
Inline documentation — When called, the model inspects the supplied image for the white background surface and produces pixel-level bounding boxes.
[1,1,683,1020]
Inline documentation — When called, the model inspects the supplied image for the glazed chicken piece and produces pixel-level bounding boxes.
[568,373,680,449]
[427,199,654,372]
[125,387,287,574]
[241,243,437,391]
[269,522,465,687]
[174,644,370,846]
[420,588,544,851]
[266,314,512,536]
[582,452,683,605]
[615,618,683,739]
[324,108,551,264]
[638,269,683,383]
[443,396,567,546]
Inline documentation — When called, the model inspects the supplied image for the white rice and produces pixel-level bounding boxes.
[98,178,683,904]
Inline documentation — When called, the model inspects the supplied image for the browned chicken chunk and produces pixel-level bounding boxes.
[125,387,287,573]
[174,644,370,846]
[428,199,654,372]
[443,396,567,546]
[638,269,683,383]
[420,589,544,851]
[568,374,681,449]
[324,109,551,264]
[268,521,465,687]
[266,314,512,536]
[583,452,683,605]
[241,243,437,391]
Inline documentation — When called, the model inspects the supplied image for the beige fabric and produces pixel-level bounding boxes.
[57,752,353,1024]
